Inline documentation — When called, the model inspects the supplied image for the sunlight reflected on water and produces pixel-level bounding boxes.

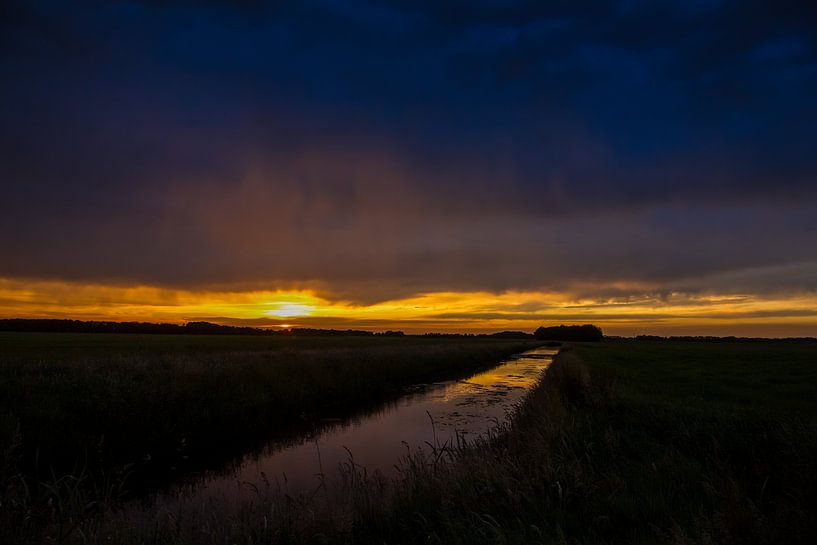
[172,347,557,502]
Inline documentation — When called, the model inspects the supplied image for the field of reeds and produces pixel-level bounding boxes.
[3,337,816,544]
[0,332,540,540]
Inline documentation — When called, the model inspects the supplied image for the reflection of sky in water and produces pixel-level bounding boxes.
[171,347,556,502]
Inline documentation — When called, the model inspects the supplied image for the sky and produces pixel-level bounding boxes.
[1,0,816,336]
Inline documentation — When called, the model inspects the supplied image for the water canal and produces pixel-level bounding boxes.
[163,346,558,503]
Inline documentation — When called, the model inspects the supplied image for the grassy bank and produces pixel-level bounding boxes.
[0,334,538,498]
[338,341,817,544]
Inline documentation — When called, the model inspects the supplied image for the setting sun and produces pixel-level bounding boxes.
[265,302,315,318]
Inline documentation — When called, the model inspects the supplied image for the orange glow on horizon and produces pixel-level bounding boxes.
[0,277,815,337]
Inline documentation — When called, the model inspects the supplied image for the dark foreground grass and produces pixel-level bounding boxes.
[0,333,538,536]
[4,340,817,544]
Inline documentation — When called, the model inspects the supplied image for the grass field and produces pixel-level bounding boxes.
[3,338,816,544]
[574,341,817,416]
[0,333,539,495]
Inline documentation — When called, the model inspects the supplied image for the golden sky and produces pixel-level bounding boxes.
[2,277,815,337]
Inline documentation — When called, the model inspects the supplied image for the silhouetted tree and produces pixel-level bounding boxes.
[533,324,603,341]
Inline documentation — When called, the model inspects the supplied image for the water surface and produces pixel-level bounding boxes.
[170,346,557,501]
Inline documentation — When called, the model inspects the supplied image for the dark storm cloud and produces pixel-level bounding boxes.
[1,0,816,300]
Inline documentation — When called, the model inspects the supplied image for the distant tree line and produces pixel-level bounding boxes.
[483,330,535,339]
[5,319,809,342]
[422,332,477,338]
[422,331,535,339]
[632,335,817,343]
[0,320,557,340]
[0,319,403,337]
[534,324,604,342]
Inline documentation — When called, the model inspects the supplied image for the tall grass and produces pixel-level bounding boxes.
[0,334,539,543]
